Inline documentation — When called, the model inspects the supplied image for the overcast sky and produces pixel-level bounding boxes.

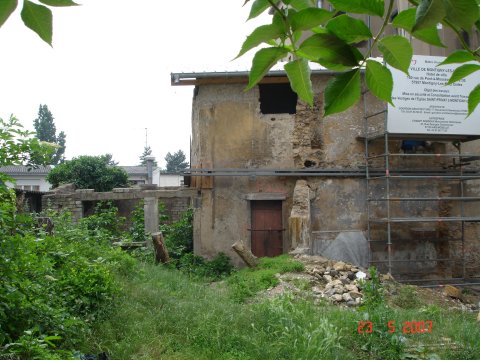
[0,0,267,167]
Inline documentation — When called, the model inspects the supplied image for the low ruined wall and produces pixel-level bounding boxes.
[42,186,193,226]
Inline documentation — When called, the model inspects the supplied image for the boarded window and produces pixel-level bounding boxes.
[259,83,297,114]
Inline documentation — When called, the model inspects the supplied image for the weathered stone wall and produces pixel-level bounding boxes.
[43,186,193,231]
[191,73,480,277]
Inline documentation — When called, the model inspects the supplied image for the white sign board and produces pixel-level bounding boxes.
[387,55,480,135]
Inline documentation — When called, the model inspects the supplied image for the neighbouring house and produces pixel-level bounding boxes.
[153,168,184,187]
[121,166,149,185]
[0,165,52,192]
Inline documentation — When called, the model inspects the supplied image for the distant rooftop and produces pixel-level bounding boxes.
[0,165,51,175]
[120,166,148,175]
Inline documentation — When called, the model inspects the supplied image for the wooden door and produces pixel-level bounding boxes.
[250,201,283,257]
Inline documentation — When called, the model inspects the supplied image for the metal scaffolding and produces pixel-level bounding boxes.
[362,86,480,282]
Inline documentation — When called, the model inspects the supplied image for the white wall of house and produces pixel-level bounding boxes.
[153,169,183,187]
[7,176,51,192]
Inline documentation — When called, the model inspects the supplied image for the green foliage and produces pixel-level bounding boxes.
[138,145,157,166]
[161,207,194,259]
[47,154,128,192]
[359,266,384,311]
[240,0,480,115]
[128,200,148,242]
[78,264,344,359]
[0,0,78,46]
[392,285,421,309]
[164,149,189,173]
[1,115,54,170]
[0,209,136,358]
[227,255,305,302]
[284,59,313,106]
[80,201,126,239]
[33,104,66,165]
[366,59,394,105]
[177,252,234,280]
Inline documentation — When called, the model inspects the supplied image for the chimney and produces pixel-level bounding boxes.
[145,157,155,185]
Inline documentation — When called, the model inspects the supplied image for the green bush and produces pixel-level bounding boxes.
[80,201,126,240]
[0,209,137,358]
[162,208,193,259]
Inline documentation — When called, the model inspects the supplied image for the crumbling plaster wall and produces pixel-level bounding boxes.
[191,83,296,264]
[191,74,480,276]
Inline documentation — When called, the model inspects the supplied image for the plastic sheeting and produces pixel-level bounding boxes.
[321,231,369,268]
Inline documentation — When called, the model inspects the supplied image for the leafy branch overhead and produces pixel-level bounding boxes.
[238,0,480,116]
[0,0,79,46]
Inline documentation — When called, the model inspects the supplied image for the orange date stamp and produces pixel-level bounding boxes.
[357,320,433,334]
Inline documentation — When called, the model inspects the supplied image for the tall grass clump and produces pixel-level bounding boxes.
[79,263,342,360]
[227,254,304,302]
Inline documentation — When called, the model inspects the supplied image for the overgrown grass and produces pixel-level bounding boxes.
[78,261,479,360]
[79,263,346,360]
[227,254,305,302]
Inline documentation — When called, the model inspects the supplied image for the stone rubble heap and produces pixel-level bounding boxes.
[304,260,365,307]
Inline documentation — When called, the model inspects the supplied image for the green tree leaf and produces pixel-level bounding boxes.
[286,0,316,11]
[324,69,361,116]
[366,60,393,105]
[328,0,384,17]
[442,0,479,31]
[290,8,333,32]
[392,8,445,47]
[235,23,283,59]
[246,47,288,90]
[413,0,446,32]
[446,64,480,85]
[438,50,476,65]
[248,0,270,20]
[378,36,413,75]
[284,59,313,106]
[0,0,17,28]
[467,84,480,116]
[21,0,52,45]
[39,0,78,6]
[298,33,359,67]
[326,14,373,44]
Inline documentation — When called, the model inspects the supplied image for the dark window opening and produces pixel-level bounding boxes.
[259,83,297,114]
[304,160,316,168]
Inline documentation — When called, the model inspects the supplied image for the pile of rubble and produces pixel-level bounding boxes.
[305,260,365,306]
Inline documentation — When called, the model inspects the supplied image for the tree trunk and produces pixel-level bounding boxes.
[232,241,258,268]
[152,232,170,264]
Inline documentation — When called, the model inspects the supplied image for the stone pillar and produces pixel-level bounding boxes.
[144,197,159,245]
[288,179,312,255]
[145,157,155,185]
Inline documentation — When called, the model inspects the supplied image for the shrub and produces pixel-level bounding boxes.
[47,154,128,192]
[162,208,193,259]
[0,209,137,358]
[80,201,126,240]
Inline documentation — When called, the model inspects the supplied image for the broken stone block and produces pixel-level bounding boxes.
[323,274,333,282]
[349,291,362,299]
[332,294,343,302]
[333,261,347,271]
[345,284,359,292]
[342,293,353,302]
[444,285,463,300]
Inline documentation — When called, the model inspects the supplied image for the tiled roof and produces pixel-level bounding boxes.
[120,166,148,175]
[0,165,51,174]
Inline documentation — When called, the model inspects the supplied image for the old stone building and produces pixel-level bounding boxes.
[170,1,480,281]
[172,66,480,281]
